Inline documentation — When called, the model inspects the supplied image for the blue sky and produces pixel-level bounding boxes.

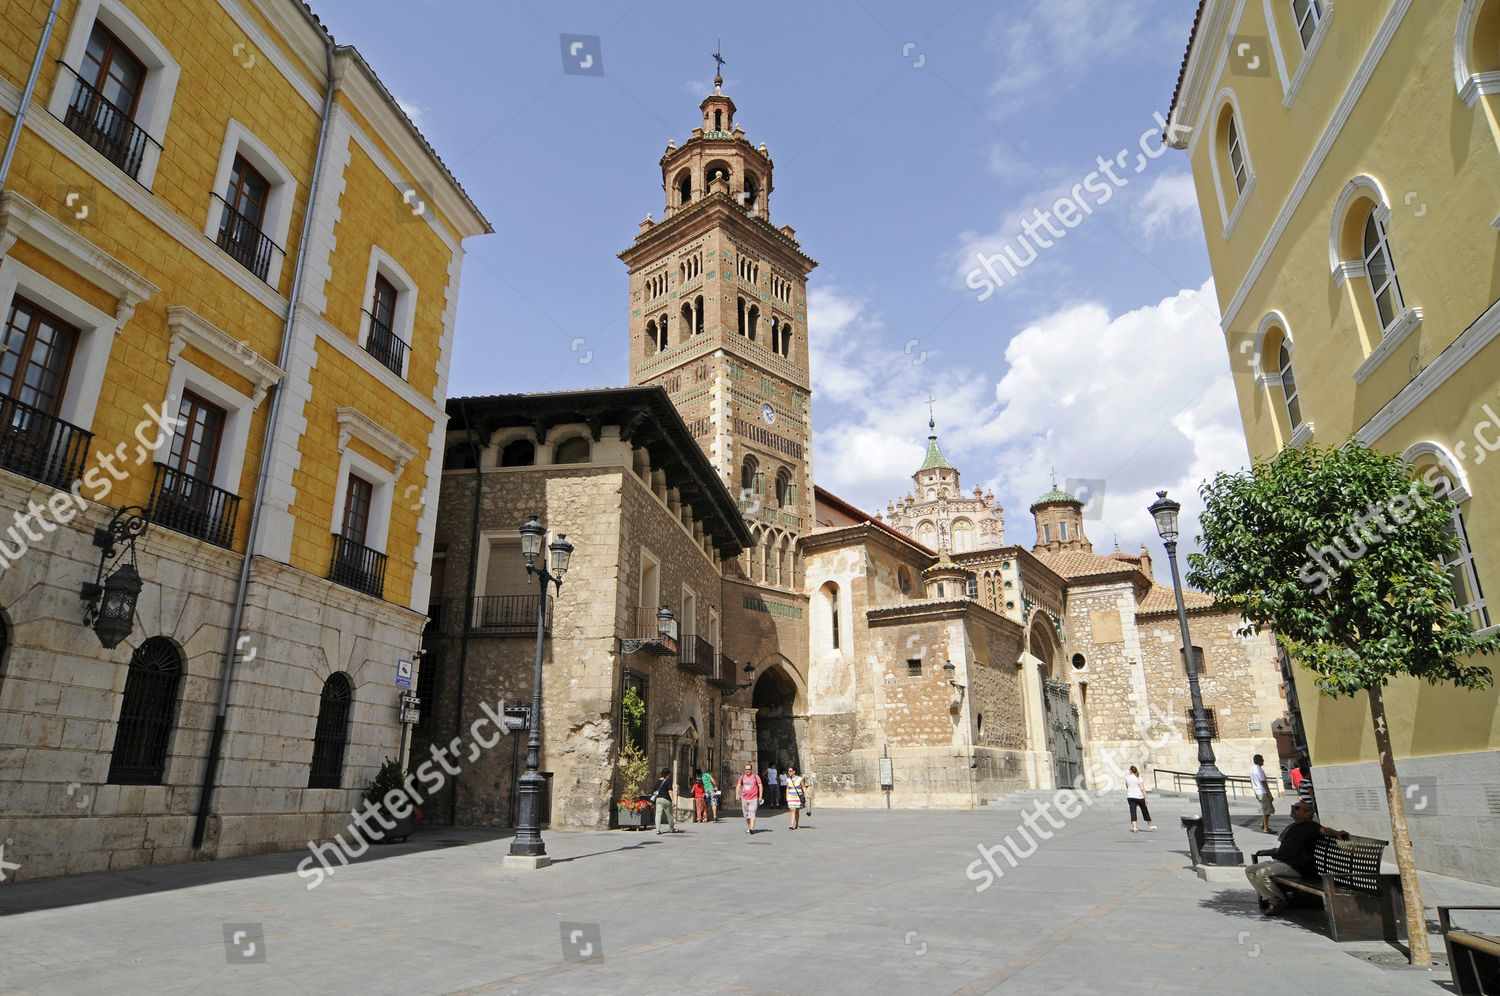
[313,0,1242,558]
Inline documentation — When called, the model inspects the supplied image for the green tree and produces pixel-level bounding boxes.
[1188,440,1498,966]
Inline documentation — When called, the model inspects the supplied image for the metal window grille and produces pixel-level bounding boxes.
[1185,707,1221,741]
[107,637,182,784]
[308,673,353,788]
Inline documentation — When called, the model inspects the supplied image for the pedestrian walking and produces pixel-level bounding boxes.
[691,767,708,823]
[765,763,779,808]
[651,767,676,834]
[737,762,763,833]
[778,767,788,809]
[1251,753,1274,833]
[1125,765,1155,831]
[1292,756,1316,813]
[785,766,806,829]
[702,769,718,821]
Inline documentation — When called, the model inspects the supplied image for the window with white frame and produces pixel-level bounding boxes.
[204,120,297,287]
[1277,339,1302,428]
[1225,115,1248,194]
[1362,212,1404,331]
[1291,0,1324,49]
[1442,504,1491,632]
[0,255,119,448]
[46,0,180,188]
[359,247,417,379]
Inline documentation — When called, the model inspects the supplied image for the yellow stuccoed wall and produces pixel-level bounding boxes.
[1178,4,1500,763]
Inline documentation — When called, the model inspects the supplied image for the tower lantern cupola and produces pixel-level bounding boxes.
[657,49,774,220]
[1029,473,1091,555]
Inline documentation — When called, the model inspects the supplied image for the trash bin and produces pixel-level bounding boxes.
[1181,815,1205,866]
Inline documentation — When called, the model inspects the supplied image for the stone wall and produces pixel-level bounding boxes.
[0,475,421,881]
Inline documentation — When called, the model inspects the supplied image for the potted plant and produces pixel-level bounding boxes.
[363,756,416,843]
[616,687,652,829]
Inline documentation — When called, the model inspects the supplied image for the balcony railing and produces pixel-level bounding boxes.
[57,62,159,181]
[0,394,93,489]
[678,635,714,676]
[364,313,409,378]
[212,193,282,283]
[145,463,240,548]
[329,533,386,598]
[629,605,678,656]
[471,593,551,635]
[709,652,739,691]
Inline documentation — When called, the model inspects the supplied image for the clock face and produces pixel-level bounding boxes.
[761,404,776,424]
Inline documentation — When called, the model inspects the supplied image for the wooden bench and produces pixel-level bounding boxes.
[1252,834,1405,942]
[1439,906,1500,995]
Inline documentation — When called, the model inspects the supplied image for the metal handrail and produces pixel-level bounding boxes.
[56,61,159,181]
[0,392,93,488]
[362,311,410,377]
[678,634,714,675]
[329,532,387,598]
[211,192,283,283]
[1152,767,1259,798]
[146,462,240,548]
[470,593,550,634]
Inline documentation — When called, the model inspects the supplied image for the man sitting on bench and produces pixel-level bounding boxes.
[1247,800,1352,915]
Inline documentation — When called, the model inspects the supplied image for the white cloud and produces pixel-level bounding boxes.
[985,0,1152,114]
[394,95,428,132]
[1134,171,1200,243]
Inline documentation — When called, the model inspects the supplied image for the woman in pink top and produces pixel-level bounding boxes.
[736,762,763,834]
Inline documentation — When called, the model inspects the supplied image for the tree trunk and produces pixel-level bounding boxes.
[1367,684,1430,965]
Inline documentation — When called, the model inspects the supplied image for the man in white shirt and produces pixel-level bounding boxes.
[765,764,779,807]
[1251,753,1274,833]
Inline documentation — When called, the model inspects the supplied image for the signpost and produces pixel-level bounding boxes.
[396,659,414,690]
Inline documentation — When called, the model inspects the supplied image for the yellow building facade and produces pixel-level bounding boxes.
[0,0,488,879]
[1168,0,1500,884]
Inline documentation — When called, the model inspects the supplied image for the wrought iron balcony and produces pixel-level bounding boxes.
[678,634,714,676]
[470,593,551,635]
[364,313,409,378]
[329,533,387,598]
[620,605,677,656]
[213,193,282,283]
[57,61,159,181]
[0,394,93,489]
[145,463,240,548]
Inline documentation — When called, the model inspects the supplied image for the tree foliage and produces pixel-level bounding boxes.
[1187,440,1497,695]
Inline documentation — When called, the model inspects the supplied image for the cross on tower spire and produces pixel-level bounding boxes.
[711,41,726,90]
[927,393,936,433]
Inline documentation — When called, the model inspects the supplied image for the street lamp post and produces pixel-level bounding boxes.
[505,514,573,869]
[1148,490,1243,867]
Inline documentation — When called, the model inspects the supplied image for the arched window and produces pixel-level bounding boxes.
[553,436,590,464]
[1211,98,1254,231]
[1277,339,1301,428]
[675,170,691,205]
[694,295,704,335]
[775,469,792,507]
[917,520,937,549]
[1362,211,1403,331]
[714,108,722,131]
[897,565,913,597]
[822,581,841,650]
[645,319,659,354]
[500,438,535,467]
[1443,503,1490,631]
[741,455,760,495]
[952,518,974,553]
[743,173,759,210]
[1291,0,1324,49]
[747,305,759,341]
[680,302,693,338]
[1223,112,1247,194]
[779,323,792,357]
[107,637,183,785]
[737,296,746,335]
[308,672,353,788]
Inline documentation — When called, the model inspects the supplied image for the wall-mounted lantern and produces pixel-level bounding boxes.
[80,506,149,649]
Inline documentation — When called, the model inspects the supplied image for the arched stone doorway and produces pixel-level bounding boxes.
[752,663,799,776]
[1028,613,1083,788]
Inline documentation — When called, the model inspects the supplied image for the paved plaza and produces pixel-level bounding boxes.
[2,791,1495,995]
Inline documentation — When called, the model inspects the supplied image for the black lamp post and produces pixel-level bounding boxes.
[1148,490,1243,866]
[506,514,572,868]
[80,506,149,649]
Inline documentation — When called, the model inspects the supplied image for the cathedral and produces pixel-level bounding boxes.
[420,74,1285,826]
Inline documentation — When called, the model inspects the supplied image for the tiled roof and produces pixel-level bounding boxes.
[919,436,953,471]
[1137,583,1217,616]
[1031,486,1078,508]
[1037,550,1142,581]
[1166,1,1210,125]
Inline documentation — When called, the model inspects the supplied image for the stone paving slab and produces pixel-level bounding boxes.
[1,797,1495,995]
